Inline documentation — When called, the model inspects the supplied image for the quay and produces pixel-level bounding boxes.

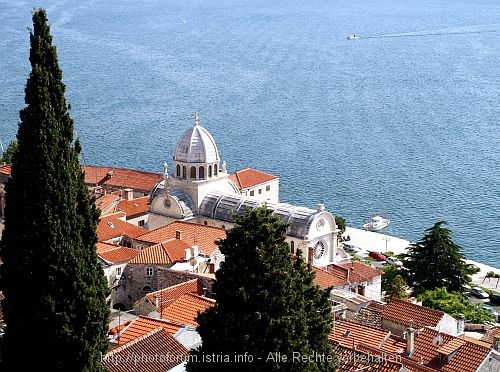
[343,227,500,292]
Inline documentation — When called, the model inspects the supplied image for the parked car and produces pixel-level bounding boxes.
[386,256,403,267]
[482,305,499,320]
[368,251,387,261]
[470,287,490,299]
[343,243,361,253]
[489,293,500,305]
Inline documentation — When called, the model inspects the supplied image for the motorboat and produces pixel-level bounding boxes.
[347,34,361,40]
[362,215,390,231]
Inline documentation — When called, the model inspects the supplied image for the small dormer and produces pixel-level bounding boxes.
[436,338,465,363]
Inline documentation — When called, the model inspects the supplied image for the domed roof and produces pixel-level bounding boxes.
[174,114,220,164]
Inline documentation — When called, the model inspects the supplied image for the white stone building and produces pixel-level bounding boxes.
[148,114,346,267]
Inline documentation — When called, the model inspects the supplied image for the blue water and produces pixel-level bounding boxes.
[1,0,499,266]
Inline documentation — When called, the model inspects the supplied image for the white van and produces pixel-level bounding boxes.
[342,242,361,253]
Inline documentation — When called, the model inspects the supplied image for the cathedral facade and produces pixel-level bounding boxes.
[148,114,345,267]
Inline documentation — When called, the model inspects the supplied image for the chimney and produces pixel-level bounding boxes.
[192,245,199,257]
[185,248,191,261]
[406,321,415,356]
[122,188,133,200]
[493,335,500,351]
[457,314,465,335]
[175,230,182,240]
[154,294,159,309]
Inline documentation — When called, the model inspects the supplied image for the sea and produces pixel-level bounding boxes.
[0,0,499,267]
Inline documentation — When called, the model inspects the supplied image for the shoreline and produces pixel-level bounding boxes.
[343,227,500,292]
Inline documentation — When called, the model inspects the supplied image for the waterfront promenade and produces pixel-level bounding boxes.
[343,227,500,291]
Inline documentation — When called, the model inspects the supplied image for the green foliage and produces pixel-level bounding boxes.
[400,221,476,294]
[418,288,495,324]
[0,9,109,372]
[334,215,346,236]
[0,140,18,163]
[384,275,409,302]
[381,264,400,293]
[186,206,336,372]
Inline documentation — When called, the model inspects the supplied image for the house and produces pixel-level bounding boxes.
[97,211,147,246]
[228,167,279,203]
[380,298,461,337]
[160,293,215,328]
[102,327,188,372]
[325,261,383,301]
[82,165,163,198]
[115,192,149,227]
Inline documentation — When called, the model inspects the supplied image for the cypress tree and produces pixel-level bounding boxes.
[186,206,336,372]
[0,9,109,371]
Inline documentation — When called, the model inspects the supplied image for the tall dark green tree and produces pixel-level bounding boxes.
[401,221,477,295]
[0,9,109,371]
[0,139,18,163]
[186,206,336,372]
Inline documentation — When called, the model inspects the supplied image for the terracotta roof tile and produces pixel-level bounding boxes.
[130,240,190,265]
[228,168,277,190]
[146,279,200,310]
[96,242,119,254]
[161,293,215,327]
[332,261,383,283]
[98,246,140,264]
[104,327,188,372]
[116,196,149,218]
[312,266,348,289]
[112,316,184,345]
[332,343,404,372]
[0,164,11,176]
[381,298,444,329]
[97,212,147,242]
[480,325,500,344]
[95,193,120,215]
[136,221,226,256]
[328,318,391,349]
[83,165,163,192]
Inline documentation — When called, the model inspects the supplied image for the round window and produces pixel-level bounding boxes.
[314,241,325,260]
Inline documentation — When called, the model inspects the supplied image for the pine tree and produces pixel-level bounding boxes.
[0,9,109,371]
[186,206,336,372]
[401,221,477,294]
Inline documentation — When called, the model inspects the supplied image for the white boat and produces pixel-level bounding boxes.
[347,34,361,40]
[362,215,390,231]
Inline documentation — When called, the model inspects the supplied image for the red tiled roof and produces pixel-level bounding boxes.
[325,261,382,283]
[0,291,4,323]
[381,298,444,329]
[116,196,149,218]
[0,164,11,176]
[95,193,120,215]
[481,325,500,344]
[404,328,490,372]
[137,221,226,256]
[146,279,200,310]
[328,318,391,349]
[228,168,277,190]
[332,343,404,372]
[112,316,184,345]
[312,266,348,289]
[98,246,140,264]
[83,165,163,192]
[97,212,147,242]
[130,240,190,265]
[161,293,215,327]
[104,327,188,372]
[96,242,119,254]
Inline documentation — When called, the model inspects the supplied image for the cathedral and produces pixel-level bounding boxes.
[148,113,345,267]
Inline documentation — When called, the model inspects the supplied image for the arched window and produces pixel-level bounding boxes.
[199,166,205,179]
[182,166,187,179]
[176,164,181,177]
[208,165,212,178]
[214,164,218,176]
[142,286,152,293]
[290,241,295,254]
[190,166,196,179]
